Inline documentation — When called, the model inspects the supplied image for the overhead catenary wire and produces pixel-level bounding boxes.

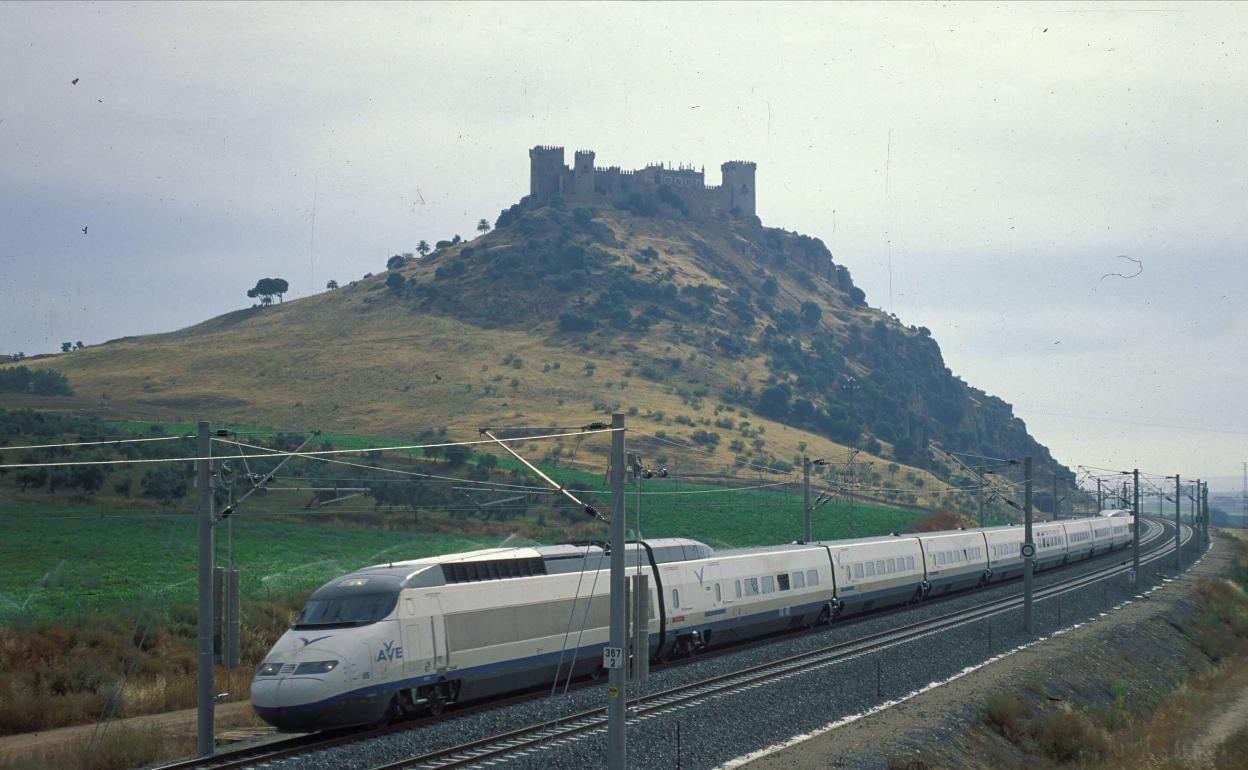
[0,427,618,469]
[630,429,795,476]
[0,434,193,451]
[212,443,800,498]
[480,428,607,522]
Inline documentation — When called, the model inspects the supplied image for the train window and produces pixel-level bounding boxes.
[735,579,742,599]
[745,578,759,596]
[875,560,885,575]
[906,556,915,570]
[762,576,775,594]
[936,553,944,566]
[672,589,680,608]
[853,563,864,579]
[715,583,722,602]
[777,573,790,591]
[793,571,805,589]
[865,562,876,577]
[886,558,896,574]
[807,569,819,586]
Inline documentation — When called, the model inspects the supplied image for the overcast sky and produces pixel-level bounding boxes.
[1,2,1245,488]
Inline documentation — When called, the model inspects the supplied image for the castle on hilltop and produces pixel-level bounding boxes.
[527,146,756,219]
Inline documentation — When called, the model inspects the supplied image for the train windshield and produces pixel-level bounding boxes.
[293,593,397,629]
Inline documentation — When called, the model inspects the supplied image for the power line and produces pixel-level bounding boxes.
[630,429,795,476]
[0,434,192,452]
[0,427,618,470]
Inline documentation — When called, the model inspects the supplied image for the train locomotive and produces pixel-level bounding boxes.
[252,516,1131,730]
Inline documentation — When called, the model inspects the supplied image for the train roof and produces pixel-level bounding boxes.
[311,537,716,596]
[716,543,829,557]
[814,533,919,547]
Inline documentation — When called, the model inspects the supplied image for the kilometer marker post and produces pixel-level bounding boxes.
[607,413,627,770]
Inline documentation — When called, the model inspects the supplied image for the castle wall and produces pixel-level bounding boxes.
[528,146,756,219]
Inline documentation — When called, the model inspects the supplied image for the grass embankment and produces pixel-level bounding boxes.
[975,535,1248,769]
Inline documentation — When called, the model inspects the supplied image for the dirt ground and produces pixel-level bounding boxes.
[732,532,1238,770]
[0,701,264,763]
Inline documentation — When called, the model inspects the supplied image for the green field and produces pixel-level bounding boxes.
[0,502,485,623]
[0,419,928,624]
[0,487,922,624]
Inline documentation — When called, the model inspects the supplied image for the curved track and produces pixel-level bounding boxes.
[154,517,1187,770]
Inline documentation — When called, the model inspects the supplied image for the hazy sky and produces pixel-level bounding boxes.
[1,2,1245,487]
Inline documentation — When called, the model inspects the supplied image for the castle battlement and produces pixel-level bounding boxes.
[527,146,756,219]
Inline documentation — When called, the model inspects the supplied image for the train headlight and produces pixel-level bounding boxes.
[257,662,281,677]
[294,660,339,675]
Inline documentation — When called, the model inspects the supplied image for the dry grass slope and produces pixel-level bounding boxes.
[4,207,964,498]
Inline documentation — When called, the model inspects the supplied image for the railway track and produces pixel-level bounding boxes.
[155,517,1188,770]
[364,518,1191,770]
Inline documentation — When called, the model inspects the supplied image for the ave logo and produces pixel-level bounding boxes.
[377,640,403,663]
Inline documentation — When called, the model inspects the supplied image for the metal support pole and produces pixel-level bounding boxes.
[1203,482,1210,543]
[1097,477,1103,513]
[1053,472,1059,520]
[978,482,985,528]
[1175,474,1182,571]
[196,421,214,757]
[607,413,627,770]
[803,458,812,543]
[1190,480,1197,528]
[1132,469,1140,586]
[1023,456,1034,634]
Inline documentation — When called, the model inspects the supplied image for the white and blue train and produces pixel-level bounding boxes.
[252,515,1131,730]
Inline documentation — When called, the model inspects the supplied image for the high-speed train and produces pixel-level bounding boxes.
[252,516,1132,730]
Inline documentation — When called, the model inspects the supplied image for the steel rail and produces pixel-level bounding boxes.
[152,518,1182,770]
[363,518,1191,770]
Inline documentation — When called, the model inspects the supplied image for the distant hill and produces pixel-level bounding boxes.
[0,197,1071,509]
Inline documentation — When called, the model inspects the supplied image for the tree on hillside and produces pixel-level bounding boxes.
[61,342,71,353]
[416,240,431,257]
[75,341,84,350]
[386,272,406,292]
[800,301,822,325]
[387,254,407,270]
[326,279,338,290]
[247,277,290,306]
[141,463,190,502]
[477,218,491,234]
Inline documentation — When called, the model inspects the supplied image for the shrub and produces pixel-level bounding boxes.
[0,367,73,396]
[558,312,596,332]
[690,430,720,446]
[1034,708,1108,763]
[981,692,1030,739]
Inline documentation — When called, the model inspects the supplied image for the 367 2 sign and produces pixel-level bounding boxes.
[602,646,624,669]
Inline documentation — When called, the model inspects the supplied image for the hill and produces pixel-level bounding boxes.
[0,196,1070,508]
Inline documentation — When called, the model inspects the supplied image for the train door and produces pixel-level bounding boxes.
[429,594,449,672]
[403,595,449,676]
[699,562,724,610]
[402,597,432,676]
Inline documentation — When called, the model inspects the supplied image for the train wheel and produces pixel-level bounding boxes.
[374,695,403,728]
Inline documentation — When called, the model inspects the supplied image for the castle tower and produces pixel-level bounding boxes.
[572,150,596,198]
[529,145,566,199]
[721,160,757,217]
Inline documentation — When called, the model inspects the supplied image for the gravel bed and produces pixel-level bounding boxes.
[267,523,1198,770]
